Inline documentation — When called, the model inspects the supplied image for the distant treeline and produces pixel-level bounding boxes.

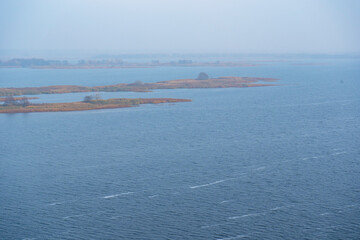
[0,58,192,68]
[0,58,127,67]
[0,58,259,68]
[0,58,69,67]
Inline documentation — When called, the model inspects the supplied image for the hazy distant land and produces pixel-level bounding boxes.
[0,58,260,69]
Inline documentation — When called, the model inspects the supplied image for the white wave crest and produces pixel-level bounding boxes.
[47,202,63,206]
[190,178,234,189]
[331,151,347,156]
[229,212,265,220]
[102,192,134,199]
[255,166,266,171]
[148,194,159,198]
[217,234,248,240]
[302,156,319,160]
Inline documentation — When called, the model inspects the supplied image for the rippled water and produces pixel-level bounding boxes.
[0,59,359,239]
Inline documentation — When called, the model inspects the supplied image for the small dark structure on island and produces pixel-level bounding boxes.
[196,72,209,80]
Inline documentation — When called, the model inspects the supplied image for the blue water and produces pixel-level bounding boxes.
[0,59,359,239]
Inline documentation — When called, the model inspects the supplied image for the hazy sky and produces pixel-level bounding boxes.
[0,0,359,55]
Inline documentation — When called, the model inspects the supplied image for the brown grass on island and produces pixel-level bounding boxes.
[0,96,39,102]
[0,76,279,96]
[0,98,191,113]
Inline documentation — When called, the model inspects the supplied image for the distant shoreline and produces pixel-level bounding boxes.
[0,59,261,69]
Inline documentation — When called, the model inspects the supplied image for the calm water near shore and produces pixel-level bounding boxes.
[0,59,359,239]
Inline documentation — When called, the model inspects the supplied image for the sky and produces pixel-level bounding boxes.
[0,0,359,56]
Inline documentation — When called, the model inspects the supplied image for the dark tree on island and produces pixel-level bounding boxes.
[3,96,16,106]
[3,96,31,106]
[83,95,94,102]
[196,72,209,80]
[19,97,30,106]
[83,94,102,103]
[129,80,143,86]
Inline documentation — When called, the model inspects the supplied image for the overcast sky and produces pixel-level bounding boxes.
[0,0,359,55]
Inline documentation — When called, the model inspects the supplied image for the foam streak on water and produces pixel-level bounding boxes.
[102,192,134,199]
[216,234,248,240]
[189,178,235,189]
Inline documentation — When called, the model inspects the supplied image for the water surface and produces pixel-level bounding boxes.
[0,59,359,239]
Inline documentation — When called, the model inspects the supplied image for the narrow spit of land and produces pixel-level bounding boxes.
[0,76,278,113]
[0,76,278,96]
[0,98,191,113]
[0,97,39,102]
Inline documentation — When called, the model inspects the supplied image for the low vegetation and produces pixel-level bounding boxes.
[0,97,191,113]
[0,74,278,113]
[0,76,278,97]
[1,96,31,106]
